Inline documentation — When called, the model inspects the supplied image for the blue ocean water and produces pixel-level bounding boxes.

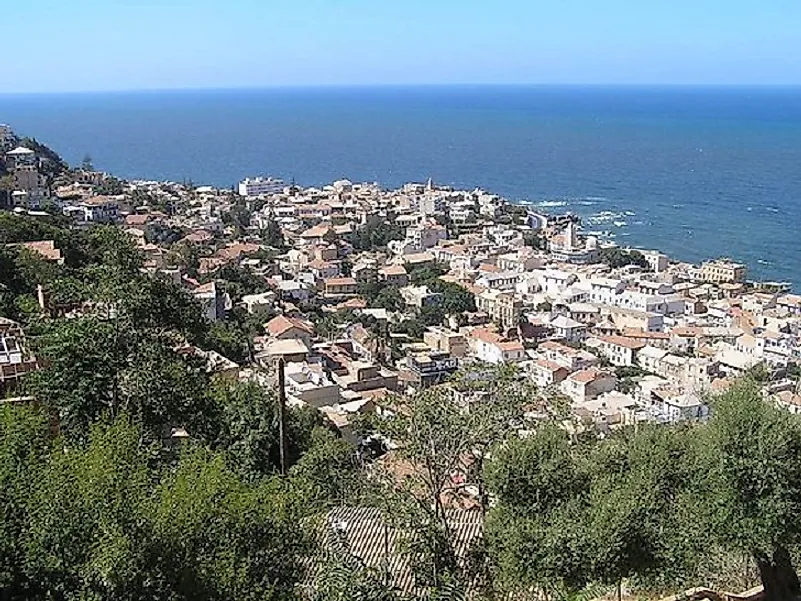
[1,86,800,287]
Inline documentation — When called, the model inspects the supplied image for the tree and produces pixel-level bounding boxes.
[209,380,325,480]
[261,217,287,250]
[428,280,476,315]
[0,405,51,598]
[94,176,124,196]
[25,316,214,442]
[705,380,801,601]
[598,248,650,270]
[370,365,530,594]
[485,422,707,599]
[13,414,310,600]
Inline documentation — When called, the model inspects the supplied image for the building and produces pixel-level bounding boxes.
[78,196,119,223]
[475,289,523,329]
[284,362,341,408]
[589,277,626,305]
[538,341,599,371]
[5,146,36,169]
[324,277,359,298]
[470,329,525,364]
[265,314,315,347]
[596,335,647,367]
[400,285,443,309]
[241,291,277,315]
[549,315,587,344]
[528,359,570,389]
[378,264,409,287]
[548,221,599,264]
[191,281,224,322]
[699,259,746,284]
[238,177,285,197]
[423,327,468,358]
[405,351,459,386]
[0,318,39,395]
[638,250,670,273]
[560,368,617,404]
[654,388,709,422]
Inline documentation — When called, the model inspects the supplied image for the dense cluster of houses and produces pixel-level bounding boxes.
[4,130,801,439]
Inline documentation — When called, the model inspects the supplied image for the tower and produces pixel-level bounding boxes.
[564,220,577,250]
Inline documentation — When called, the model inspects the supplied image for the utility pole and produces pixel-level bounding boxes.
[277,356,288,475]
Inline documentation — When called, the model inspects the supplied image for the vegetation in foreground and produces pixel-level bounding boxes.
[2,215,801,600]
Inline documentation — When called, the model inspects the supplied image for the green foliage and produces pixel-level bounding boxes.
[523,231,545,249]
[25,315,214,442]
[598,247,651,270]
[209,380,325,480]
[427,280,475,314]
[0,409,309,600]
[261,217,287,250]
[94,176,124,196]
[371,366,530,592]
[408,262,449,286]
[353,220,405,251]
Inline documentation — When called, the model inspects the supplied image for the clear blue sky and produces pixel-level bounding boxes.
[3,0,800,92]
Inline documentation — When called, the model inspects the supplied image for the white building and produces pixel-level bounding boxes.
[238,177,285,197]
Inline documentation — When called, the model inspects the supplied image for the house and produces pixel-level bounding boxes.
[352,262,379,283]
[475,289,523,329]
[265,314,315,347]
[0,318,39,395]
[273,278,312,303]
[538,341,598,371]
[636,345,668,374]
[540,269,577,297]
[589,277,626,305]
[549,315,587,344]
[596,335,646,366]
[379,264,409,287]
[575,391,640,431]
[651,388,710,422]
[284,362,341,408]
[528,359,570,388]
[78,196,119,223]
[241,291,277,315]
[405,351,459,386]
[699,259,746,284]
[470,328,525,364]
[400,285,443,309]
[423,327,468,358]
[475,270,520,291]
[6,240,63,264]
[308,258,341,281]
[324,277,358,298]
[191,281,224,322]
[775,390,801,415]
[560,368,617,404]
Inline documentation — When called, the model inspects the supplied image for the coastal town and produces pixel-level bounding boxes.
[3,123,801,600]
[3,122,801,435]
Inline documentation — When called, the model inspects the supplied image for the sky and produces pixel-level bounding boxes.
[2,0,800,93]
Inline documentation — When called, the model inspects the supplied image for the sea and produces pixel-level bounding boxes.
[1,86,800,288]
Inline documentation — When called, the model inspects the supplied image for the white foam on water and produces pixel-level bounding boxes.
[535,200,568,208]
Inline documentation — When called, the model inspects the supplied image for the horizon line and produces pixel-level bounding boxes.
[2,82,801,97]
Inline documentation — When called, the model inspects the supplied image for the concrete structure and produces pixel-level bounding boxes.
[596,335,647,367]
[561,368,617,404]
[423,327,468,358]
[405,351,459,386]
[475,289,523,329]
[699,259,746,284]
[238,177,285,197]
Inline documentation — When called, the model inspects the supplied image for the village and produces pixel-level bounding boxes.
[3,122,801,444]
